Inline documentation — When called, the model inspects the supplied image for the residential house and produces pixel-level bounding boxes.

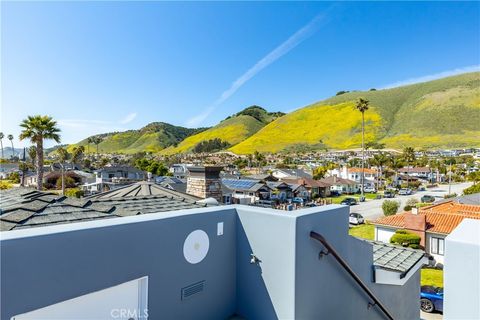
[1,197,426,319]
[328,166,378,186]
[444,219,480,319]
[169,163,191,179]
[373,201,480,264]
[281,177,331,198]
[319,176,358,194]
[267,181,294,201]
[222,178,271,204]
[81,165,145,195]
[271,168,312,179]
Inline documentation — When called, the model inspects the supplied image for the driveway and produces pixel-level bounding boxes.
[350,182,473,221]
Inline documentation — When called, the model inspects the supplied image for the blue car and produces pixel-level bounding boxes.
[420,285,443,313]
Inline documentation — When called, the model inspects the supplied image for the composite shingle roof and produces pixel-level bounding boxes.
[0,182,207,231]
[367,240,425,273]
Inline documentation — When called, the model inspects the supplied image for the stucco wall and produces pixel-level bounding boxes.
[1,205,421,320]
[1,207,237,320]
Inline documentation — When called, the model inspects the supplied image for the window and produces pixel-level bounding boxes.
[430,237,445,255]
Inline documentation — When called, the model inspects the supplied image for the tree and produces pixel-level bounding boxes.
[371,152,388,190]
[0,132,4,159]
[91,136,102,155]
[355,97,369,198]
[313,166,328,180]
[402,147,416,188]
[55,147,70,195]
[28,146,37,167]
[382,200,400,216]
[387,155,404,187]
[7,134,14,159]
[19,115,61,191]
[71,146,85,167]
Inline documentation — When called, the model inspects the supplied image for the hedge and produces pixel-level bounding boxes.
[390,229,421,248]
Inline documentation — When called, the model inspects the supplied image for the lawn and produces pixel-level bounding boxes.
[328,193,379,204]
[349,223,375,240]
[421,268,444,288]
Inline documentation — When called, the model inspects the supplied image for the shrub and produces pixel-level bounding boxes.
[7,172,20,183]
[416,202,432,209]
[382,200,400,216]
[64,188,84,198]
[56,176,76,189]
[463,183,480,195]
[444,193,457,199]
[0,181,13,190]
[390,230,421,248]
[404,198,419,211]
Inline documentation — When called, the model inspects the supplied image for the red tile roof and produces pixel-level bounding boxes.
[374,201,480,234]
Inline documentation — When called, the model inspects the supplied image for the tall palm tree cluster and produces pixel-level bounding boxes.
[0,132,18,160]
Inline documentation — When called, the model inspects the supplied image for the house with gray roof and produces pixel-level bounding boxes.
[0,182,206,231]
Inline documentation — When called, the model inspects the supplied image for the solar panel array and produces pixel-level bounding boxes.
[222,179,258,190]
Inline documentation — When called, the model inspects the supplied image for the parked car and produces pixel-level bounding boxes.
[305,202,317,208]
[330,190,341,197]
[420,285,443,313]
[349,212,365,225]
[292,197,304,204]
[341,197,357,206]
[384,190,396,198]
[421,195,436,203]
[363,186,376,193]
[398,188,413,195]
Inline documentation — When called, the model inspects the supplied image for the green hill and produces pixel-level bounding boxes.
[68,122,206,154]
[230,72,480,154]
[161,106,284,154]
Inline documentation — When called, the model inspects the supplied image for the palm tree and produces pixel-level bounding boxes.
[92,136,102,156]
[28,146,37,167]
[0,132,4,159]
[371,152,388,190]
[387,155,404,187]
[71,146,85,167]
[402,147,416,188]
[55,147,70,195]
[87,137,93,154]
[7,134,14,159]
[355,97,369,198]
[19,115,61,191]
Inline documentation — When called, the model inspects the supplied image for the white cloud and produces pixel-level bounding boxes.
[120,112,137,124]
[57,112,138,144]
[381,65,480,89]
[185,8,334,127]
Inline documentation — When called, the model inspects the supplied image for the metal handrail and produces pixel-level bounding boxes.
[310,231,395,320]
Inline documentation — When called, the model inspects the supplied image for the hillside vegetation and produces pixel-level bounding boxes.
[161,106,284,154]
[231,72,480,154]
[68,122,206,154]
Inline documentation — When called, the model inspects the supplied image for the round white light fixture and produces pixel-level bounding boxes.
[183,229,210,264]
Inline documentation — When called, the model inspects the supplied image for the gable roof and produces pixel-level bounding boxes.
[274,169,312,179]
[281,177,331,188]
[320,176,357,186]
[1,183,205,231]
[373,201,480,234]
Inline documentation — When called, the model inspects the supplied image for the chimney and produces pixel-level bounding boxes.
[333,175,337,184]
[411,207,418,215]
[186,166,223,202]
[405,212,427,247]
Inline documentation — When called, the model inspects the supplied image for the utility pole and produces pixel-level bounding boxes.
[448,163,452,196]
[361,111,365,200]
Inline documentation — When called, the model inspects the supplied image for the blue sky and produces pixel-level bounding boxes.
[2,1,479,147]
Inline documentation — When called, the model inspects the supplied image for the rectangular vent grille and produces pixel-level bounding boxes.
[181,280,205,300]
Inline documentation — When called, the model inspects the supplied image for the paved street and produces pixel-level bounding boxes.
[351,182,473,221]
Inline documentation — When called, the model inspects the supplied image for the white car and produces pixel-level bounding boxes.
[363,186,376,193]
[349,213,365,225]
[398,188,413,195]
